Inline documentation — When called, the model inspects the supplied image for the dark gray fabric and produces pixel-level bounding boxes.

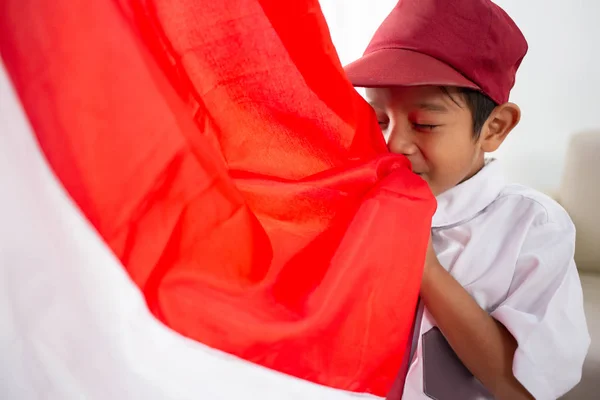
[409,301,425,363]
[386,299,425,400]
[422,327,493,400]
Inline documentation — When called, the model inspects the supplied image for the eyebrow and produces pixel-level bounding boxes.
[415,102,449,112]
[367,101,450,113]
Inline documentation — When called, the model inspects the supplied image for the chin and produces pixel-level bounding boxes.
[415,173,435,192]
[423,179,445,197]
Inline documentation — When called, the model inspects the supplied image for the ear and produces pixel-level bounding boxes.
[479,102,521,152]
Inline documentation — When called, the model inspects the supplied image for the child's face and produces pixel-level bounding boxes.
[366,86,486,196]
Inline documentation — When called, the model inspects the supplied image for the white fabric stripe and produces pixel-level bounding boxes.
[0,60,382,400]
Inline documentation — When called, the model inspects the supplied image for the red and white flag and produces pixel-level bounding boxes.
[0,0,434,398]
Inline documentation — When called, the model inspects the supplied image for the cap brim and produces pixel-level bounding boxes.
[344,48,480,90]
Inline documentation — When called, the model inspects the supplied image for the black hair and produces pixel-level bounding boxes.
[441,87,497,139]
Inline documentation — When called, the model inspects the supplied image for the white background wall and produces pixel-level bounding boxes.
[320,0,600,193]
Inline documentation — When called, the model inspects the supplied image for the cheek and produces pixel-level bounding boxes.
[421,133,478,182]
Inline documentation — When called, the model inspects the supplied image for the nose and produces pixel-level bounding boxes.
[387,124,418,156]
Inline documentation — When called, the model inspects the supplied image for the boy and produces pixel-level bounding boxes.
[345,0,590,399]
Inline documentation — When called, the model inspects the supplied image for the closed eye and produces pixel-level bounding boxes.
[378,121,389,130]
[413,123,438,131]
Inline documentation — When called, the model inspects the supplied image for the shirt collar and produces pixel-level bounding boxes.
[432,159,506,228]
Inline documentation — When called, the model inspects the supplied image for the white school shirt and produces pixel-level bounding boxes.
[401,159,590,400]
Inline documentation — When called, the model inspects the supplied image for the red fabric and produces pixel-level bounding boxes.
[0,0,435,395]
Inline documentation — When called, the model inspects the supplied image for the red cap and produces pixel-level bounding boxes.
[344,0,528,104]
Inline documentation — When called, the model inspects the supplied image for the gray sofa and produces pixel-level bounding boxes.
[556,131,600,400]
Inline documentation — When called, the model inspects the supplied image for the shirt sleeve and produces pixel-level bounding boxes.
[490,219,590,400]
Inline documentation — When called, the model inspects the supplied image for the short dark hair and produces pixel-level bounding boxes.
[441,87,497,138]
